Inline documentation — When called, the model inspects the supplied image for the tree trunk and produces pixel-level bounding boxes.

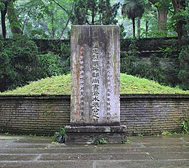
[92,8,95,25]
[7,0,22,35]
[1,2,8,39]
[172,0,186,45]
[157,6,168,35]
[137,18,141,38]
[146,20,149,38]
[149,0,168,36]
[51,11,55,39]
[132,18,135,37]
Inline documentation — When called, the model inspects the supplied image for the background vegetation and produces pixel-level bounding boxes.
[0,0,189,92]
[2,73,189,95]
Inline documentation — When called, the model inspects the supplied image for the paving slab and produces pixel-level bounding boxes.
[0,154,38,161]
[39,153,151,161]
[0,161,94,168]
[0,134,189,168]
[150,152,189,160]
[95,160,189,168]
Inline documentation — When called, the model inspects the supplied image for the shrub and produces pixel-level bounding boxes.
[121,39,182,88]
[0,35,39,91]
[0,35,69,92]
[37,52,68,77]
[178,45,189,90]
[54,127,66,143]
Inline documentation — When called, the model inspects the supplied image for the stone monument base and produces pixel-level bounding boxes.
[65,125,127,144]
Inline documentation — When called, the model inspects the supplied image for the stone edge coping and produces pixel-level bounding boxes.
[66,125,127,133]
[0,94,189,100]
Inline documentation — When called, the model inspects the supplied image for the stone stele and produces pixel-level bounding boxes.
[66,25,126,144]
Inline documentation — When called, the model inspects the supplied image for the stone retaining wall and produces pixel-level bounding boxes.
[0,95,188,136]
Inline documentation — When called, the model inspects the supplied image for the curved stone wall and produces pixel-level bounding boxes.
[0,94,188,136]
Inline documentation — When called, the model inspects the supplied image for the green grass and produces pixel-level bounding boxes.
[1,73,189,95]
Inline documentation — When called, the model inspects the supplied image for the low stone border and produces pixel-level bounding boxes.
[0,94,188,135]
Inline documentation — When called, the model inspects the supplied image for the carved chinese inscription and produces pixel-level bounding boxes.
[106,50,111,121]
[91,42,100,122]
[71,25,120,125]
[79,46,85,122]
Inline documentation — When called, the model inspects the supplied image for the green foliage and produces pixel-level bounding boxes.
[0,36,69,92]
[121,53,137,74]
[16,0,72,39]
[71,0,120,25]
[180,116,189,134]
[127,39,140,57]
[120,40,139,73]
[0,35,39,91]
[48,42,70,73]
[182,121,188,134]
[121,38,189,89]
[70,0,88,25]
[54,127,66,143]
[138,133,143,137]
[98,0,120,25]
[162,131,172,136]
[2,0,187,39]
[177,1,189,90]
[93,138,107,145]
[51,141,59,145]
[120,24,127,39]
[122,0,144,37]
[2,73,189,95]
[37,52,67,77]
[120,139,130,144]
[148,30,169,38]
[0,1,5,11]
[121,40,174,86]
[153,0,171,9]
[178,45,189,90]
[122,0,144,20]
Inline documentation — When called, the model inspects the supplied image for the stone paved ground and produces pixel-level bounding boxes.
[0,134,189,168]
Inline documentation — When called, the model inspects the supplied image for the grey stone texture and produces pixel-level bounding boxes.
[0,95,189,136]
[0,134,189,168]
[71,25,120,125]
[65,125,126,144]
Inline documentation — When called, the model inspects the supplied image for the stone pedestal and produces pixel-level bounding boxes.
[66,25,126,144]
[66,125,126,144]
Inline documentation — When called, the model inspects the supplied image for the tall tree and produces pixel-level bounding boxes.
[70,0,88,25]
[142,1,153,38]
[122,0,144,37]
[7,0,22,35]
[172,0,186,44]
[98,0,120,25]
[149,0,171,35]
[71,0,120,25]
[0,0,8,38]
[0,0,22,38]
[17,0,73,39]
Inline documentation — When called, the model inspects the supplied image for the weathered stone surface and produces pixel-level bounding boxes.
[0,161,94,168]
[0,95,189,136]
[0,154,38,161]
[1,134,189,168]
[65,125,126,144]
[95,161,189,168]
[40,153,151,160]
[71,25,120,125]
[0,134,189,168]
[65,125,126,133]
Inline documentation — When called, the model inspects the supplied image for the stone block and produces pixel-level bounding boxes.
[65,125,126,144]
[71,25,120,125]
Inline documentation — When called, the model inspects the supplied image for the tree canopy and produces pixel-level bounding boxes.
[0,0,188,39]
[0,0,189,91]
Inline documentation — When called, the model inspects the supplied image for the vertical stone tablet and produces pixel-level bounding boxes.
[71,25,120,126]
